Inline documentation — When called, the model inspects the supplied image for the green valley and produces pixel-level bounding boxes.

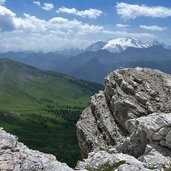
[0,58,102,167]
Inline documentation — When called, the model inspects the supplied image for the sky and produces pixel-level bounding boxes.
[0,0,171,52]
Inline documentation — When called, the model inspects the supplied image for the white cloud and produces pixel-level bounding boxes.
[116,24,129,28]
[140,25,167,31]
[0,5,47,32]
[0,0,6,5]
[56,7,103,19]
[0,5,103,33]
[47,17,104,35]
[116,2,171,20]
[102,30,157,42]
[33,1,54,11]
[0,30,157,52]
[0,5,158,52]
[0,5,107,51]
[0,5,16,31]
[33,1,41,7]
[42,3,54,11]
[111,31,157,40]
[15,14,47,31]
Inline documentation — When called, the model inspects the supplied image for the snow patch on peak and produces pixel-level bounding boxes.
[86,37,165,53]
[102,37,151,53]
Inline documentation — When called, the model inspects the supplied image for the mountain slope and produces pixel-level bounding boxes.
[0,58,102,167]
[0,58,102,110]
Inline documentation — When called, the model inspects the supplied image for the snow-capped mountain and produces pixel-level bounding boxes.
[86,37,161,53]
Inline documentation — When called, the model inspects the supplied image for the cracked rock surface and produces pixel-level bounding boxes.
[76,68,171,170]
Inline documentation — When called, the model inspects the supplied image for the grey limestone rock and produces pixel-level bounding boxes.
[76,68,171,171]
[0,128,73,171]
[75,150,146,171]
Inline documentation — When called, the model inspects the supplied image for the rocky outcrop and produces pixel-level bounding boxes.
[77,68,171,170]
[0,128,73,171]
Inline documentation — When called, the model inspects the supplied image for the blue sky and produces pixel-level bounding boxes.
[0,0,171,52]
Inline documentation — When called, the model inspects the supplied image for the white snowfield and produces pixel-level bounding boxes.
[86,37,162,53]
[102,37,152,53]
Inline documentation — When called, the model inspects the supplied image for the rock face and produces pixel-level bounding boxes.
[0,128,73,171]
[76,68,171,170]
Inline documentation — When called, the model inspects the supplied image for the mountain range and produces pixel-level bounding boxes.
[0,51,70,70]
[57,38,171,83]
[0,37,171,84]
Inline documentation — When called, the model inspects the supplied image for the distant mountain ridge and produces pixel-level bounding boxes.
[57,45,171,83]
[0,48,83,71]
[0,51,70,71]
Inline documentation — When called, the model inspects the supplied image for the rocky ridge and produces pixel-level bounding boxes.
[76,68,171,170]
